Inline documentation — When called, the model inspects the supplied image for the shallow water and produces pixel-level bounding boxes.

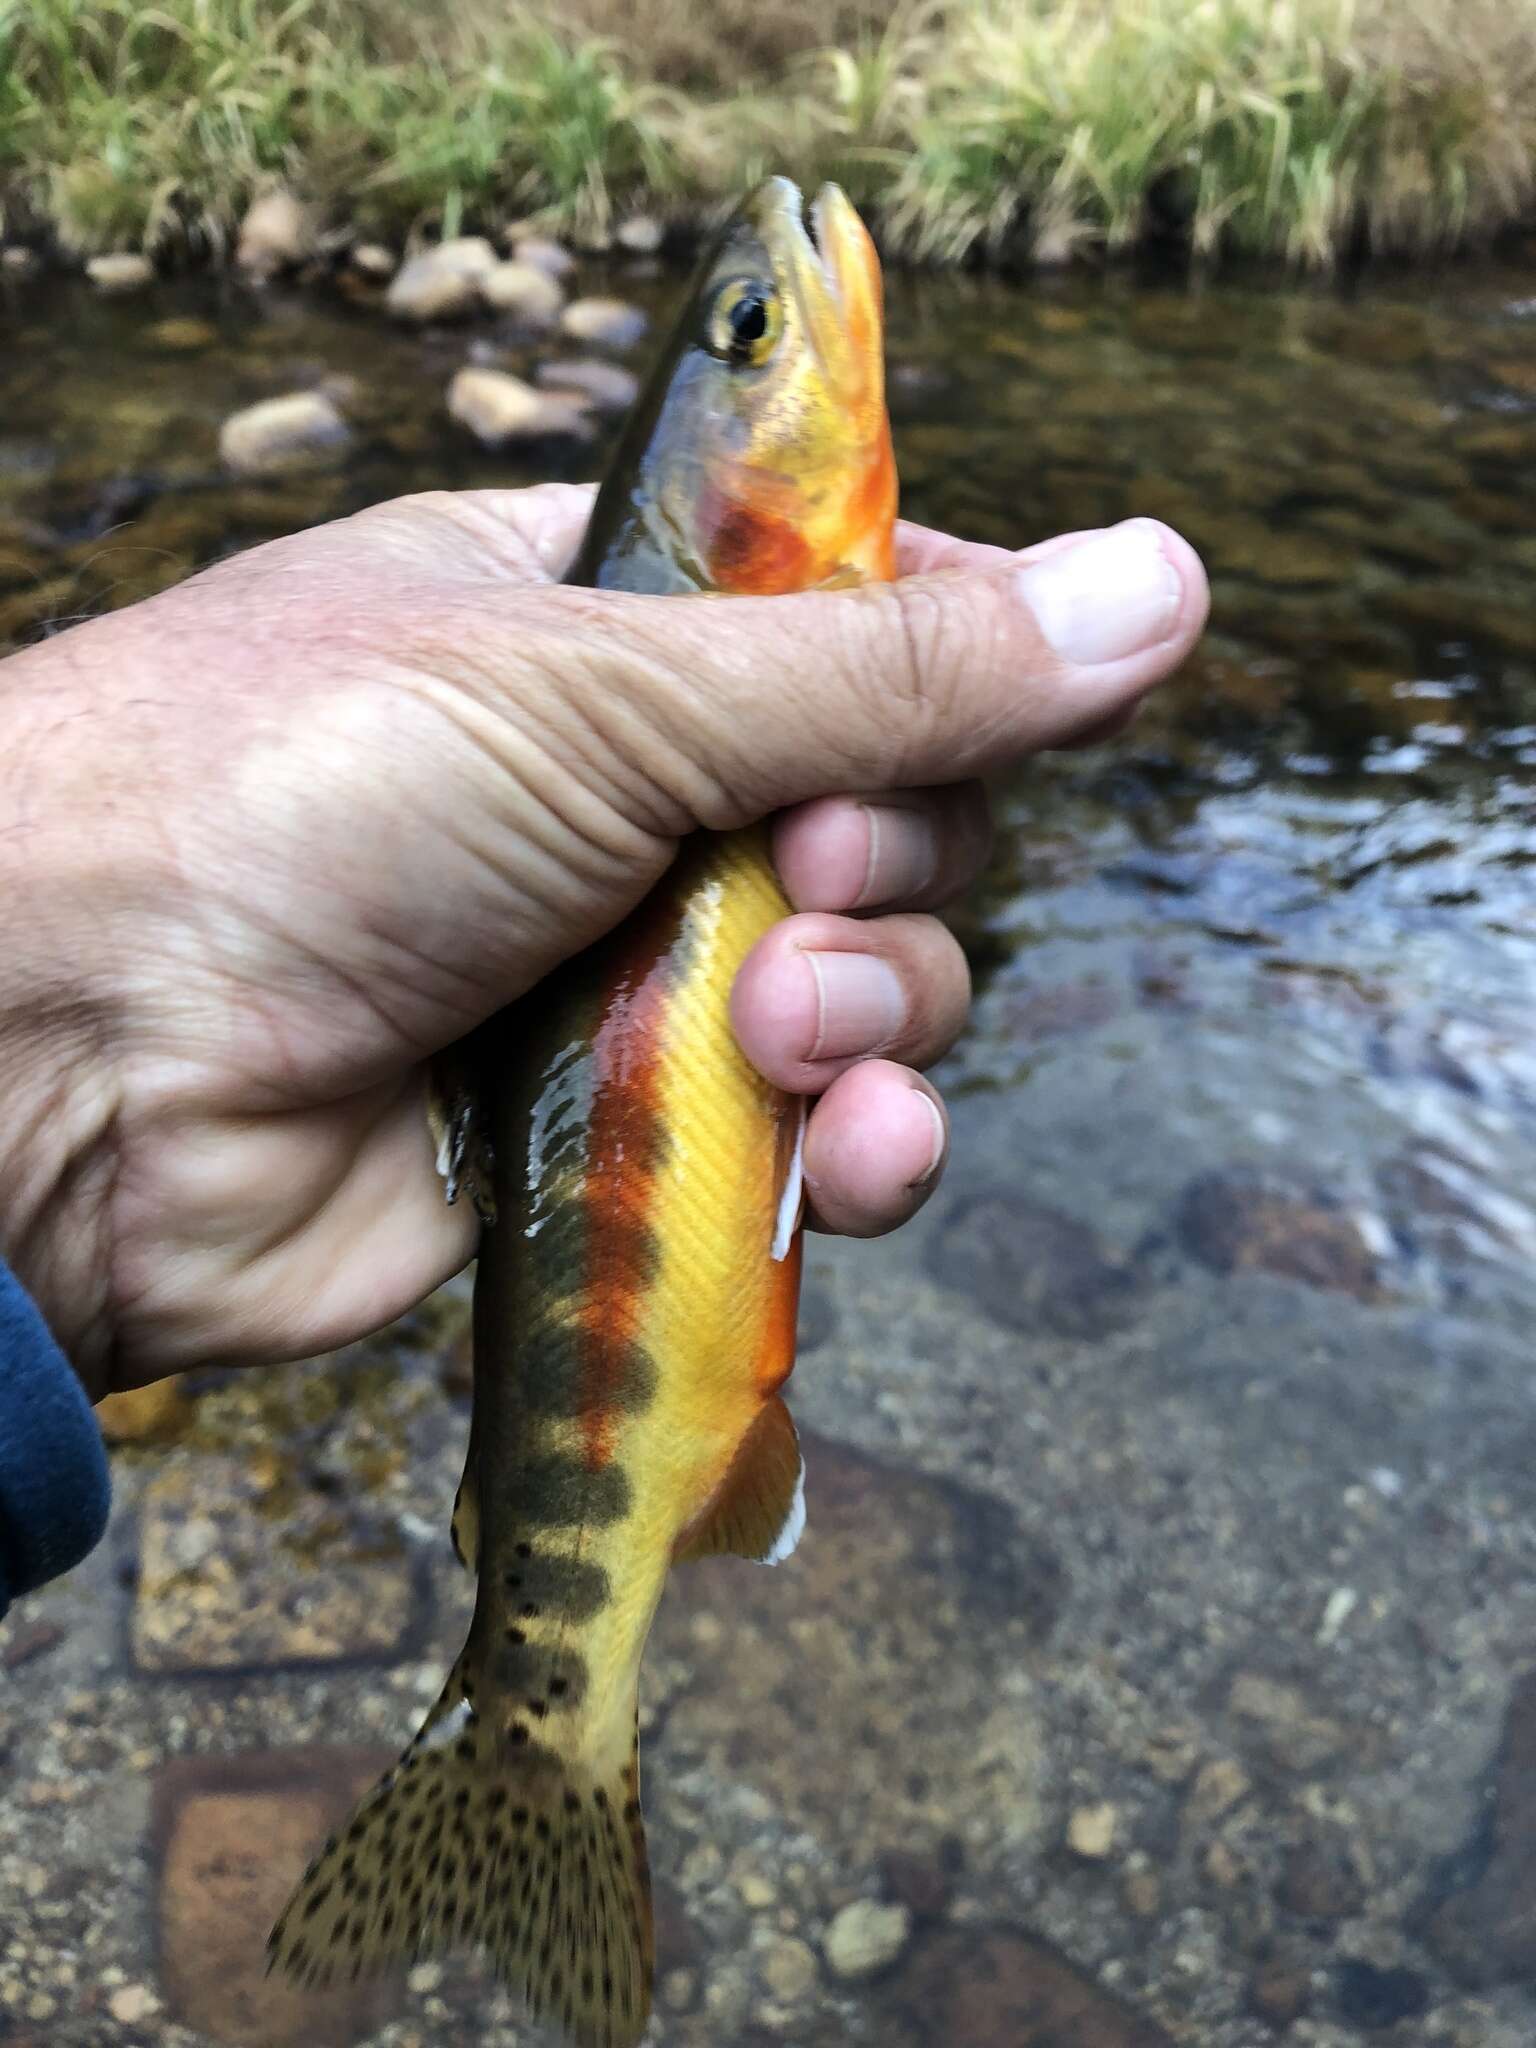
[4,251,1536,2048]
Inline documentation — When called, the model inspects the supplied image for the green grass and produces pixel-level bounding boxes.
[0,0,1532,267]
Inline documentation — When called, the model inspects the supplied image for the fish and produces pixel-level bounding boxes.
[268,175,897,2048]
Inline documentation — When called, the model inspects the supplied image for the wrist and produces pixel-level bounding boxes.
[0,636,132,1397]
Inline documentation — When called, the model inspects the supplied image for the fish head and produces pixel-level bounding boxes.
[590,178,897,594]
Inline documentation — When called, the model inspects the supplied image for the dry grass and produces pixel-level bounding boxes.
[1,0,1532,266]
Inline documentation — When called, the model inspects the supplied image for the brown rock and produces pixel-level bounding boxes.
[154,1750,398,2045]
[1176,1171,1385,1300]
[131,1452,414,1673]
[927,1193,1140,1339]
[1248,1948,1312,2028]
[1,1619,65,1671]
[447,367,592,446]
[236,190,314,278]
[1277,1833,1364,1922]
[146,317,217,352]
[97,1376,187,1444]
[880,1846,955,1921]
[653,1433,1059,1855]
[218,392,352,479]
[884,1928,1174,2047]
[1423,1666,1536,1986]
[560,296,648,349]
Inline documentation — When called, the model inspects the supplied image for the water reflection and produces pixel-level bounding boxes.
[4,253,1536,2047]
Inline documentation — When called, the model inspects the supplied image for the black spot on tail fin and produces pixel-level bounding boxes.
[268,1701,652,2048]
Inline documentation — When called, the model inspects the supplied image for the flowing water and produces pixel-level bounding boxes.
[4,249,1536,2047]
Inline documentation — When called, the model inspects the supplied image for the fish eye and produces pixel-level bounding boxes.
[707,279,782,366]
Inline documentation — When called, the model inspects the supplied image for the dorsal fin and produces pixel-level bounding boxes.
[673,1397,805,1565]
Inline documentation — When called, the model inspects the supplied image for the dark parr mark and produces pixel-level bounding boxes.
[514,1455,631,1528]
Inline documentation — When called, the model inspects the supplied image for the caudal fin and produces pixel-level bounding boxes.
[268,1697,652,2048]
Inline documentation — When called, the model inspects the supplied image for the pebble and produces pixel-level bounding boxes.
[1067,1801,1118,1859]
[447,368,592,446]
[107,1985,158,2024]
[236,190,313,278]
[146,317,217,353]
[218,392,352,479]
[1,247,38,275]
[616,214,664,254]
[823,1898,911,1980]
[760,1936,818,2002]
[386,237,498,321]
[478,259,564,324]
[1248,1951,1312,2026]
[560,296,648,349]
[349,241,396,280]
[1185,1758,1250,1826]
[535,357,639,413]
[86,252,154,294]
[509,233,576,278]
[407,1962,443,1994]
[738,1872,777,1908]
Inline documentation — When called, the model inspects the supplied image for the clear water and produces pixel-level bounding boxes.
[4,250,1536,2048]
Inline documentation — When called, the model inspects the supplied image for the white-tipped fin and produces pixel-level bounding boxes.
[771,1099,807,1263]
[762,1455,807,1565]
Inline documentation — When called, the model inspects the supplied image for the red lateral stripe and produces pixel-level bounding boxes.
[579,961,670,1471]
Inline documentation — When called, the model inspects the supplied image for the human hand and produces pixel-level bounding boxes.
[0,487,1206,1397]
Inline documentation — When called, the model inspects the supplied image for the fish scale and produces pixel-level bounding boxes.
[270,175,897,2048]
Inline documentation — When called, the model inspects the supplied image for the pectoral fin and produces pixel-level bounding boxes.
[426,1050,498,1225]
[673,1397,806,1566]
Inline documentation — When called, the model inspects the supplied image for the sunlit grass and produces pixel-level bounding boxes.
[0,0,1531,266]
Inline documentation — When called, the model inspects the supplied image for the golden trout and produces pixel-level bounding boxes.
[269,176,896,2048]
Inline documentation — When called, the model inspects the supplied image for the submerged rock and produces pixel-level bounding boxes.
[508,232,576,278]
[824,1898,911,1980]
[153,1750,398,2044]
[478,257,564,324]
[86,251,154,294]
[535,356,640,412]
[236,189,314,279]
[927,1192,1141,1339]
[1423,1666,1536,1988]
[880,1928,1173,2047]
[386,236,497,321]
[218,391,352,478]
[560,295,648,349]
[447,367,592,446]
[1176,1170,1386,1300]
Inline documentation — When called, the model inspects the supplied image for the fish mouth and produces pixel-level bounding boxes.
[747,176,878,386]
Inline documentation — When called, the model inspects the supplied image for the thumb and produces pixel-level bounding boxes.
[531,516,1208,829]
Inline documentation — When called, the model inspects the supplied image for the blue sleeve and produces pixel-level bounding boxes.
[0,1261,111,1616]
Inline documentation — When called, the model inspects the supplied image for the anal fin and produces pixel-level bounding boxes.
[673,1397,806,1566]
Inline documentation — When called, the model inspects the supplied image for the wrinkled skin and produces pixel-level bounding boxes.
[0,485,1207,1398]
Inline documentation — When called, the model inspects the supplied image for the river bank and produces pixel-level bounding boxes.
[2,0,1534,273]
